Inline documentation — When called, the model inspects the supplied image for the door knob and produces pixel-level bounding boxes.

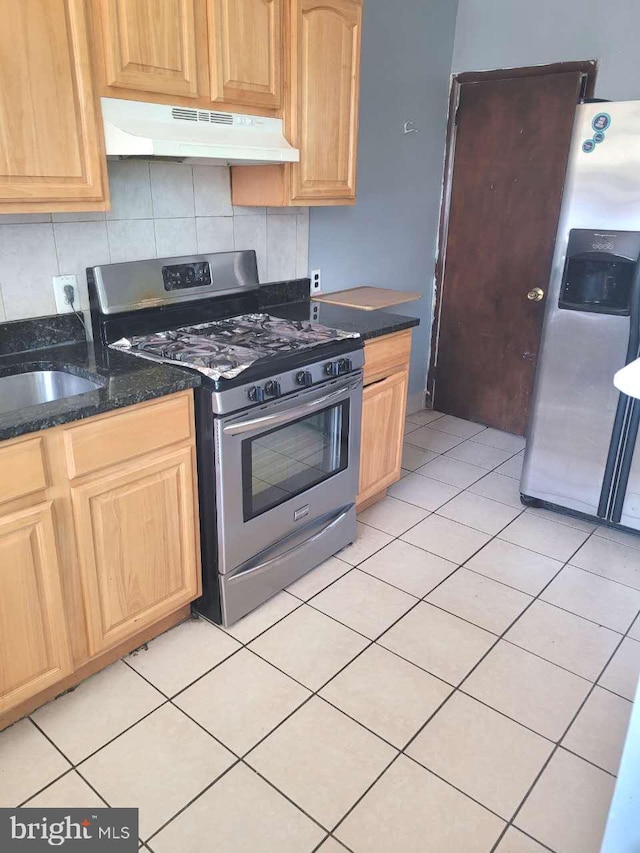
[527,287,545,302]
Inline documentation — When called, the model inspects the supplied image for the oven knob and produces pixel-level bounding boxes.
[247,385,265,403]
[296,370,313,386]
[264,380,282,398]
[337,358,352,374]
[323,361,339,377]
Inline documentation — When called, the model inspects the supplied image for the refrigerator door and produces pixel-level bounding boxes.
[522,101,640,517]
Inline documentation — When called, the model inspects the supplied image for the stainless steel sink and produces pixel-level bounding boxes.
[0,370,103,415]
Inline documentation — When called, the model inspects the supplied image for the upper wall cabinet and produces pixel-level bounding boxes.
[231,0,363,207]
[207,0,282,109]
[0,0,108,214]
[94,0,201,98]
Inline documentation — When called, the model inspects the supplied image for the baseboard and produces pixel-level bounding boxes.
[406,391,427,415]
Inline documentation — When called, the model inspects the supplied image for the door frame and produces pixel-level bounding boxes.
[426,60,598,409]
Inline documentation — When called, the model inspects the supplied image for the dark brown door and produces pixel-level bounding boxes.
[433,71,584,435]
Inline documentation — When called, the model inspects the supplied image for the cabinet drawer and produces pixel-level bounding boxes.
[363,330,412,385]
[0,437,47,505]
[64,393,193,479]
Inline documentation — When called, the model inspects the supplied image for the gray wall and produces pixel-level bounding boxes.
[453,0,640,100]
[0,163,309,322]
[308,0,459,396]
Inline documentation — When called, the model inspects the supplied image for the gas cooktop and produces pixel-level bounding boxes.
[110,312,360,385]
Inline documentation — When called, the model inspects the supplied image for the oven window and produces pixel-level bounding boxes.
[242,402,349,520]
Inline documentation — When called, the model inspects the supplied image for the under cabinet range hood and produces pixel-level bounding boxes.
[101,97,299,165]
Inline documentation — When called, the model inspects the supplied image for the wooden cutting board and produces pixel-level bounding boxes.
[311,286,421,311]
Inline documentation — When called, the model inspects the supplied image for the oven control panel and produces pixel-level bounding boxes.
[210,347,366,415]
[162,261,212,291]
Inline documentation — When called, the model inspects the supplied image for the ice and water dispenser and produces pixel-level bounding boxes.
[559,229,640,315]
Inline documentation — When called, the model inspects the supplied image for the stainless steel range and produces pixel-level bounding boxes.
[88,250,364,625]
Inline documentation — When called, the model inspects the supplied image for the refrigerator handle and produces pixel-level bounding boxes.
[603,259,640,522]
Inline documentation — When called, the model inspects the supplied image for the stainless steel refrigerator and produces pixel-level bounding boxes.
[521,100,640,531]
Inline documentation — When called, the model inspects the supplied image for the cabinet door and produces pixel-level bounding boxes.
[97,0,200,98]
[72,447,200,655]
[358,371,409,506]
[290,0,362,201]
[0,0,107,210]
[208,0,282,108]
[0,505,72,714]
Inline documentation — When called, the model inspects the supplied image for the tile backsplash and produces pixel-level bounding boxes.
[0,161,309,321]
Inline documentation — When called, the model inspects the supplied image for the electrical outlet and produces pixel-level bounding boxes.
[311,269,322,293]
[52,275,78,313]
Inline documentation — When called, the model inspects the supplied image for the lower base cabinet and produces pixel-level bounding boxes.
[356,330,412,510]
[0,391,201,729]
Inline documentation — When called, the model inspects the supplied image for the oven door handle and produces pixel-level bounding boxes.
[222,378,361,436]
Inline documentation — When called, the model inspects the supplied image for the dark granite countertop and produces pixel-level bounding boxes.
[269,299,420,340]
[0,335,200,442]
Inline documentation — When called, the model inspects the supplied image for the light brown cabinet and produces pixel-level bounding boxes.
[208,0,283,108]
[94,0,202,99]
[357,330,412,511]
[0,392,201,729]
[232,0,362,207]
[0,0,108,214]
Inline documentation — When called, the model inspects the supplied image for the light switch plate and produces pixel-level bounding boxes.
[52,275,77,313]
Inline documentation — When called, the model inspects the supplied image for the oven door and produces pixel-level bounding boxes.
[214,372,362,574]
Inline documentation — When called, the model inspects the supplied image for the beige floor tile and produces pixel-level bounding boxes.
[31,661,164,763]
[515,749,615,853]
[524,505,597,533]
[359,539,457,598]
[426,568,532,634]
[428,414,487,439]
[404,425,464,453]
[437,491,522,535]
[336,522,393,566]
[445,440,513,470]
[463,641,591,740]
[506,600,621,681]
[541,564,640,633]
[416,455,487,488]
[24,770,106,808]
[246,697,396,829]
[473,428,526,454]
[405,409,446,426]
[358,495,429,536]
[407,692,553,819]
[495,454,525,479]
[498,513,590,561]
[401,514,491,564]
[465,539,562,596]
[174,649,310,754]
[320,644,451,748]
[594,524,640,551]
[126,618,241,696]
[336,754,504,853]
[249,605,368,690]
[401,443,438,471]
[571,535,640,590]
[403,420,420,436]
[310,569,417,639]
[79,704,234,840]
[494,827,548,852]
[0,719,70,807]
[598,637,640,700]
[151,762,323,853]
[387,472,461,511]
[286,556,352,600]
[630,614,640,641]
[378,602,496,685]
[468,471,524,509]
[562,686,632,775]
[316,838,349,851]
[222,591,300,643]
